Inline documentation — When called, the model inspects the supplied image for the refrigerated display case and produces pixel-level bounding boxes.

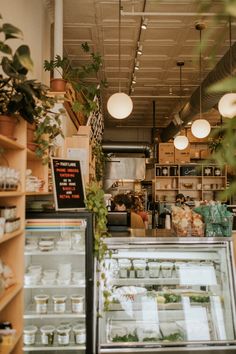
[23,211,94,354]
[97,237,236,353]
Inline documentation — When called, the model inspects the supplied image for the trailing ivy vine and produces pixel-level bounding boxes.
[92,142,110,182]
[85,181,112,311]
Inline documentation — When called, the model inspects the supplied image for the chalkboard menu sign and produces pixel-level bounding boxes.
[51,157,85,210]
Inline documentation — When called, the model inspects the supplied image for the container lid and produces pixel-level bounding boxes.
[70,294,84,300]
[24,325,37,334]
[39,241,54,247]
[34,294,49,301]
[40,325,55,333]
[73,324,85,332]
[57,325,71,334]
[52,295,67,301]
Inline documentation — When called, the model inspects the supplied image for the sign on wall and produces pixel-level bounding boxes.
[51,157,85,210]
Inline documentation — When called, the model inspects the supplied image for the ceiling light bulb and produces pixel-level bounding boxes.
[174,135,189,150]
[141,18,148,30]
[191,119,211,138]
[137,44,143,55]
[218,93,236,118]
[107,92,133,119]
[134,61,140,70]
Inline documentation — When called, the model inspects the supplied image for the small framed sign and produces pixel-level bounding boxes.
[51,157,86,210]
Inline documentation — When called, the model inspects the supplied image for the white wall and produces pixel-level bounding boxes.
[0,0,51,84]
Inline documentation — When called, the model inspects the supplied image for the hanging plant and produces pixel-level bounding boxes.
[85,181,112,311]
[92,142,110,182]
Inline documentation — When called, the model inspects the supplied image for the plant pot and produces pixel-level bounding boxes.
[0,115,18,140]
[50,78,67,92]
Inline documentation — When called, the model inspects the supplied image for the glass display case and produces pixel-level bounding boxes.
[97,237,236,353]
[23,211,94,354]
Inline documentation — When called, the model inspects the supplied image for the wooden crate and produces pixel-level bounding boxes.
[175,146,190,163]
[158,143,175,163]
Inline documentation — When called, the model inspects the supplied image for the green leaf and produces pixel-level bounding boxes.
[0,42,12,54]
[2,23,23,40]
[15,45,34,72]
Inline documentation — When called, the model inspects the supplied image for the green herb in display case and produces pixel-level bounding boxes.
[112,333,139,342]
[161,332,184,342]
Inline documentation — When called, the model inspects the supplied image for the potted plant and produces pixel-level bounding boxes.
[43,55,72,92]
[0,15,49,139]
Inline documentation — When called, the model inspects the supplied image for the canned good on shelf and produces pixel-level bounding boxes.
[52,295,67,313]
[23,325,37,345]
[34,294,49,314]
[70,294,84,313]
[40,325,55,345]
[73,324,86,344]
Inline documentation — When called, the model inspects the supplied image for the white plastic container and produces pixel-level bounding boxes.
[161,262,174,278]
[70,295,84,313]
[133,259,146,278]
[148,262,161,278]
[34,294,49,314]
[118,259,131,278]
[43,269,57,280]
[57,325,71,346]
[52,295,67,313]
[24,272,39,286]
[40,325,55,345]
[23,325,37,345]
[73,324,86,344]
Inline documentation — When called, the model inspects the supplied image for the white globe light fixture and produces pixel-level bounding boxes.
[191,119,211,139]
[174,135,189,150]
[218,93,236,118]
[107,92,133,119]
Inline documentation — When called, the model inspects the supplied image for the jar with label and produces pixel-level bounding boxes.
[52,295,67,313]
[5,217,20,233]
[161,262,174,278]
[34,294,49,314]
[70,295,84,313]
[148,262,160,278]
[133,259,146,278]
[57,325,71,346]
[0,205,17,219]
[23,325,37,345]
[73,324,86,344]
[40,325,55,345]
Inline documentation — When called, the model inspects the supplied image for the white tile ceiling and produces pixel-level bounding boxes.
[62,0,235,132]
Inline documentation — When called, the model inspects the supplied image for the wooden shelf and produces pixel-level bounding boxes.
[0,229,23,245]
[25,191,52,196]
[0,191,23,197]
[0,134,25,150]
[0,284,21,312]
[0,332,21,354]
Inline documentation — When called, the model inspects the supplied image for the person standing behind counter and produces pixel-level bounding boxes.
[113,193,145,229]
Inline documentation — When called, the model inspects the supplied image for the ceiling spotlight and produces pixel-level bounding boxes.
[141,18,148,30]
[132,76,136,84]
[134,61,140,70]
[137,44,143,55]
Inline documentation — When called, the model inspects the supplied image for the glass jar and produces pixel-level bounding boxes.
[118,259,131,278]
[70,295,84,313]
[34,294,49,314]
[40,325,55,345]
[24,272,39,286]
[148,262,160,278]
[73,324,86,344]
[52,295,67,313]
[0,205,17,219]
[23,325,37,345]
[57,325,71,346]
[5,217,20,233]
[161,262,174,278]
[133,259,146,278]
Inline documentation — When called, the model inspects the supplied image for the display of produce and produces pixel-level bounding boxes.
[24,212,94,354]
[97,238,236,353]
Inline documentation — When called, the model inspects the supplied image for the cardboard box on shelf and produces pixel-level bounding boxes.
[175,146,190,163]
[200,148,211,160]
[158,143,175,163]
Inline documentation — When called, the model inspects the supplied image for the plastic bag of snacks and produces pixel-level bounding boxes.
[194,202,233,237]
[172,205,204,237]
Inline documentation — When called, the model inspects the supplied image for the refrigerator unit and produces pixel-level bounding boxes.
[97,237,236,353]
[23,211,94,354]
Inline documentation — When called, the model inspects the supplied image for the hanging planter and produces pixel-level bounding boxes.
[0,115,18,140]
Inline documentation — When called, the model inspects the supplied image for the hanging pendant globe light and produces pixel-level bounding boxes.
[107,0,133,119]
[218,18,236,118]
[191,119,211,138]
[174,61,189,150]
[218,92,236,118]
[191,23,211,139]
[174,135,189,150]
[107,92,133,119]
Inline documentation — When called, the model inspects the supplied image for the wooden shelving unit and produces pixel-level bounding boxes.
[153,163,227,203]
[0,119,26,354]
